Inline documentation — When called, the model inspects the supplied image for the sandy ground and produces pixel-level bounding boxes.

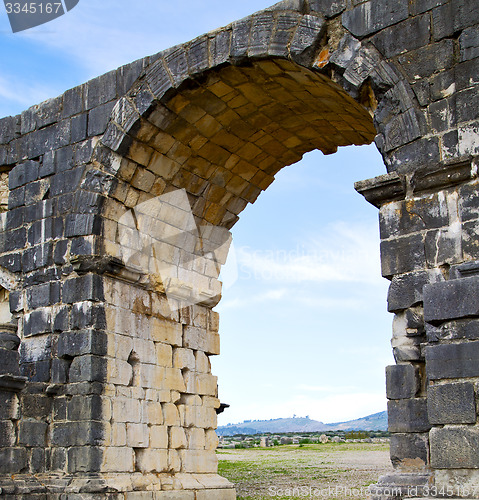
[217,443,393,499]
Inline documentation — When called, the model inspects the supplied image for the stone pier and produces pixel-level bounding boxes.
[0,0,478,497]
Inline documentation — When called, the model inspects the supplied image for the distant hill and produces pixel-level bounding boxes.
[217,411,387,436]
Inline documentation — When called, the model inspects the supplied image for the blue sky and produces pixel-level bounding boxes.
[0,1,394,425]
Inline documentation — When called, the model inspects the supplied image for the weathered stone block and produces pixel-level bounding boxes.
[398,40,455,81]
[69,355,108,383]
[18,420,48,447]
[62,274,104,304]
[9,160,39,190]
[388,399,430,433]
[371,15,430,59]
[426,318,479,342]
[427,382,476,424]
[380,234,426,278]
[424,277,479,323]
[67,446,102,473]
[52,421,107,446]
[425,341,479,379]
[389,433,429,470]
[88,101,115,137]
[0,393,19,420]
[342,0,408,38]
[430,426,479,469]
[0,448,27,474]
[0,420,15,447]
[386,364,420,400]
[135,448,168,473]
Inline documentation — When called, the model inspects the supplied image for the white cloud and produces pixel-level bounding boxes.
[235,221,383,285]
[0,75,56,110]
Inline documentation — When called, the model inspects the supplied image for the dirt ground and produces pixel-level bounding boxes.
[217,442,393,500]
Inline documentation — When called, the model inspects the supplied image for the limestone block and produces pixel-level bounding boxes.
[151,318,182,346]
[152,492,195,500]
[180,394,202,406]
[196,489,236,500]
[169,426,188,449]
[108,358,133,386]
[156,342,173,367]
[127,423,150,448]
[182,405,217,429]
[112,398,141,423]
[202,396,221,409]
[140,364,166,389]
[133,338,157,365]
[427,382,476,424]
[168,449,182,473]
[173,348,196,370]
[195,351,211,373]
[187,427,206,449]
[150,425,168,448]
[205,429,219,450]
[143,401,164,425]
[163,402,181,426]
[112,423,127,446]
[102,447,135,473]
[179,449,217,473]
[387,269,443,313]
[165,367,187,392]
[195,373,218,396]
[135,448,168,473]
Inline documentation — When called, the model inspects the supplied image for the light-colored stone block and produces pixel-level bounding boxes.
[135,449,168,473]
[127,423,149,448]
[173,348,196,370]
[205,429,219,450]
[168,449,182,473]
[169,426,187,449]
[163,403,181,426]
[143,401,164,425]
[113,398,141,423]
[179,450,218,473]
[102,447,135,473]
[165,367,187,392]
[156,342,173,367]
[195,351,210,373]
[187,428,206,449]
[195,489,236,500]
[151,318,182,346]
[150,425,168,448]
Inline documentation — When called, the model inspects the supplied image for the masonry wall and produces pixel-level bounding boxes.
[0,0,477,498]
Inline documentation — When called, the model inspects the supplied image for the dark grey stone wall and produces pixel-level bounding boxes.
[0,0,477,498]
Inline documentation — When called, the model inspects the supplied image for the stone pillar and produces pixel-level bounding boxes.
[0,323,27,481]
[358,158,479,499]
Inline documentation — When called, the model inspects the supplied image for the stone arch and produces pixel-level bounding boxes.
[0,0,478,498]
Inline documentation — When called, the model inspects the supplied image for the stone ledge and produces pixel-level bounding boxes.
[356,160,478,207]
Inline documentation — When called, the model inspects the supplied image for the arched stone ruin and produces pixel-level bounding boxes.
[0,0,478,497]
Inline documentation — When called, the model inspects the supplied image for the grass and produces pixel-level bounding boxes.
[217,442,391,500]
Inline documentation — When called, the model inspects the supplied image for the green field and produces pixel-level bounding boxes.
[217,442,392,500]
